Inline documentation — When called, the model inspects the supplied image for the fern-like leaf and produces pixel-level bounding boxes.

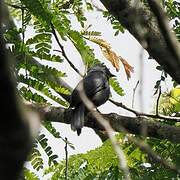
[109,78,125,96]
[44,121,61,138]
[68,30,100,67]
[19,75,69,107]
[38,133,59,166]
[72,0,87,27]
[30,142,44,171]
[19,86,48,104]
[103,11,124,36]
[21,0,52,24]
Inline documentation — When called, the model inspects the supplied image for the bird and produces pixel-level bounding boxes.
[69,64,115,135]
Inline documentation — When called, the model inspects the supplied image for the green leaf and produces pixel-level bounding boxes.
[21,0,52,24]
[109,78,125,96]
[24,168,39,180]
[103,11,124,34]
[38,132,59,166]
[29,142,44,171]
[68,30,100,67]
[19,76,69,107]
[43,121,61,138]
[170,88,180,112]
[86,2,94,11]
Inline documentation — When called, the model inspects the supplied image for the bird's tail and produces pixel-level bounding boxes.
[71,104,85,135]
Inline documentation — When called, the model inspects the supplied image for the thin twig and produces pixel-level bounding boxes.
[53,49,62,53]
[65,137,68,180]
[50,23,83,77]
[132,80,139,108]
[109,99,180,122]
[77,82,131,180]
[156,86,161,115]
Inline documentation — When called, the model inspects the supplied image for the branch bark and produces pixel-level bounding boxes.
[37,105,180,143]
[100,0,180,83]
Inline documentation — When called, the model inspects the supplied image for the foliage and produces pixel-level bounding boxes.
[45,134,180,179]
[159,87,180,116]
[103,11,125,36]
[169,87,180,113]
[154,65,168,95]
[44,134,124,179]
[109,78,125,96]
[68,30,99,68]
[165,0,180,41]
[24,168,39,180]
[28,133,59,172]
[29,141,44,171]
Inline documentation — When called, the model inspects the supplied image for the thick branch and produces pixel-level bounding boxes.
[147,0,180,62]
[37,105,180,143]
[100,0,180,83]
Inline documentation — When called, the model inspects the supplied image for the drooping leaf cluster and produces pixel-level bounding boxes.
[28,132,59,173]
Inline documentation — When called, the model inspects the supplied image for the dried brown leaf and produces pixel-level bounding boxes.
[88,37,134,79]
[119,56,134,80]
[101,47,120,71]
[89,37,111,49]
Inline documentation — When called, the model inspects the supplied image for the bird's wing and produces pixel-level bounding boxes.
[83,71,108,97]
[70,71,108,107]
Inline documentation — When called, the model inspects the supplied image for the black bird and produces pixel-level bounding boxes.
[70,64,114,135]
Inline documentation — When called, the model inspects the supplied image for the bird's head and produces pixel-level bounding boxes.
[88,64,115,79]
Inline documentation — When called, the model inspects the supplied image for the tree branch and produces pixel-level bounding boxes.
[109,99,180,122]
[35,105,180,143]
[100,0,180,84]
[51,23,83,77]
